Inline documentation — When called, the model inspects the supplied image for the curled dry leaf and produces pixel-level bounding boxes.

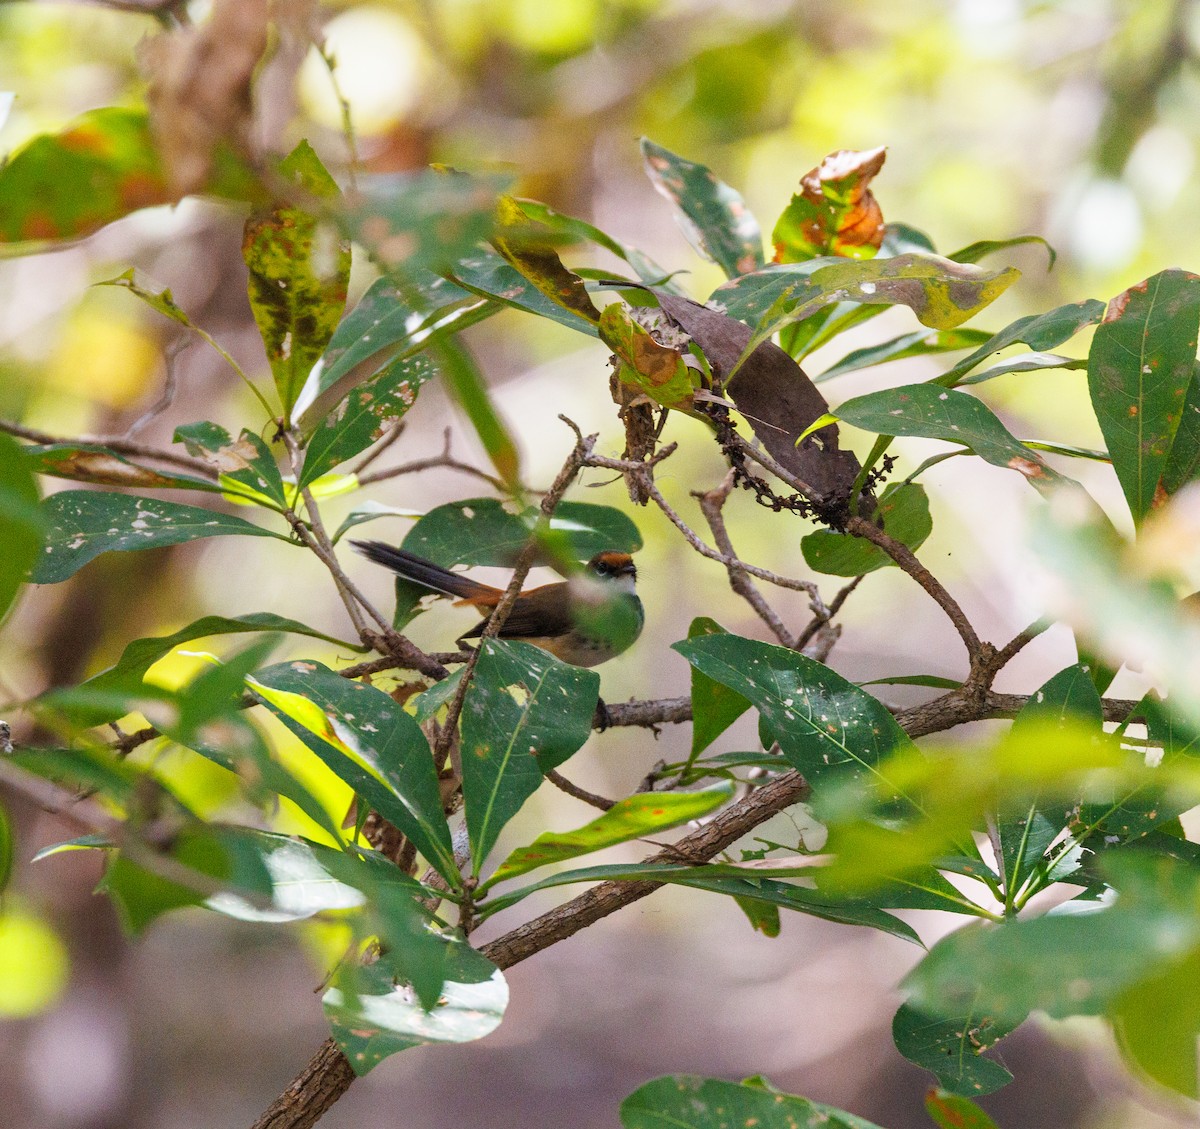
[773,146,888,262]
[139,0,269,197]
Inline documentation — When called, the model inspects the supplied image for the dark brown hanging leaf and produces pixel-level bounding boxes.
[653,293,862,505]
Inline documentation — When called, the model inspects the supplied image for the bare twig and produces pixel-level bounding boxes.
[794,576,863,652]
[356,428,507,491]
[0,418,219,479]
[126,333,190,438]
[696,471,798,648]
[843,514,984,663]
[544,768,616,811]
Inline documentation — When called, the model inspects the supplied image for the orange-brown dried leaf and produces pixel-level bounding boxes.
[772,146,887,262]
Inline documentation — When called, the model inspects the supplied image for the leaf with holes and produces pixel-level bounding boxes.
[33,491,283,583]
[300,353,436,488]
[621,1075,886,1129]
[831,384,1069,495]
[673,635,915,796]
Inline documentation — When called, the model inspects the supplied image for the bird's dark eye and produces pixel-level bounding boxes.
[596,561,610,575]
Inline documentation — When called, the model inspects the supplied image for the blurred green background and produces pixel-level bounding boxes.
[3,2,1200,1127]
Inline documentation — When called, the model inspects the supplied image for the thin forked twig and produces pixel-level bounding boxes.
[696,470,798,648]
[126,333,190,438]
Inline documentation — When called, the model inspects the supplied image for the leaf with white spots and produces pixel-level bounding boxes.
[33,491,283,583]
[461,640,599,875]
[673,635,915,796]
[829,383,1072,496]
[621,1074,887,1129]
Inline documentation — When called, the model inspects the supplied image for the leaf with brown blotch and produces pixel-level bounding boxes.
[599,303,696,412]
[773,147,887,262]
[489,197,601,325]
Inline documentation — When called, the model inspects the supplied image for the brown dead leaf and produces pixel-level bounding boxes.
[139,0,270,197]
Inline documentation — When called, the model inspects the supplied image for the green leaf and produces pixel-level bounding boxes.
[461,640,599,873]
[299,352,436,488]
[343,167,508,277]
[243,141,350,420]
[249,661,457,883]
[859,674,962,690]
[957,352,1088,385]
[11,746,142,806]
[325,942,507,1075]
[399,497,642,567]
[893,1001,1018,1097]
[673,635,915,796]
[35,612,361,727]
[0,431,43,620]
[640,138,764,279]
[925,1089,1002,1129]
[0,107,255,246]
[1074,695,1200,847]
[903,853,1200,1072]
[995,665,1102,903]
[32,491,282,583]
[484,784,734,889]
[621,1075,886,1129]
[296,270,483,427]
[436,337,521,488]
[772,146,887,262]
[1162,362,1200,493]
[938,300,1104,386]
[1088,270,1200,524]
[949,234,1056,268]
[831,385,1068,495]
[446,247,600,335]
[0,802,12,895]
[803,482,931,576]
[173,421,287,508]
[513,198,676,289]
[685,617,752,761]
[599,302,697,411]
[817,328,993,382]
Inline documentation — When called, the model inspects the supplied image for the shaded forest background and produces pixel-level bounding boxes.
[2,2,1199,1127]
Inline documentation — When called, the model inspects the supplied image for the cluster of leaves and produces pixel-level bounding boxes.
[4,96,1200,1129]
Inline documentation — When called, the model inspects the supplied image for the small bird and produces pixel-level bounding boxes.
[353,541,643,667]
